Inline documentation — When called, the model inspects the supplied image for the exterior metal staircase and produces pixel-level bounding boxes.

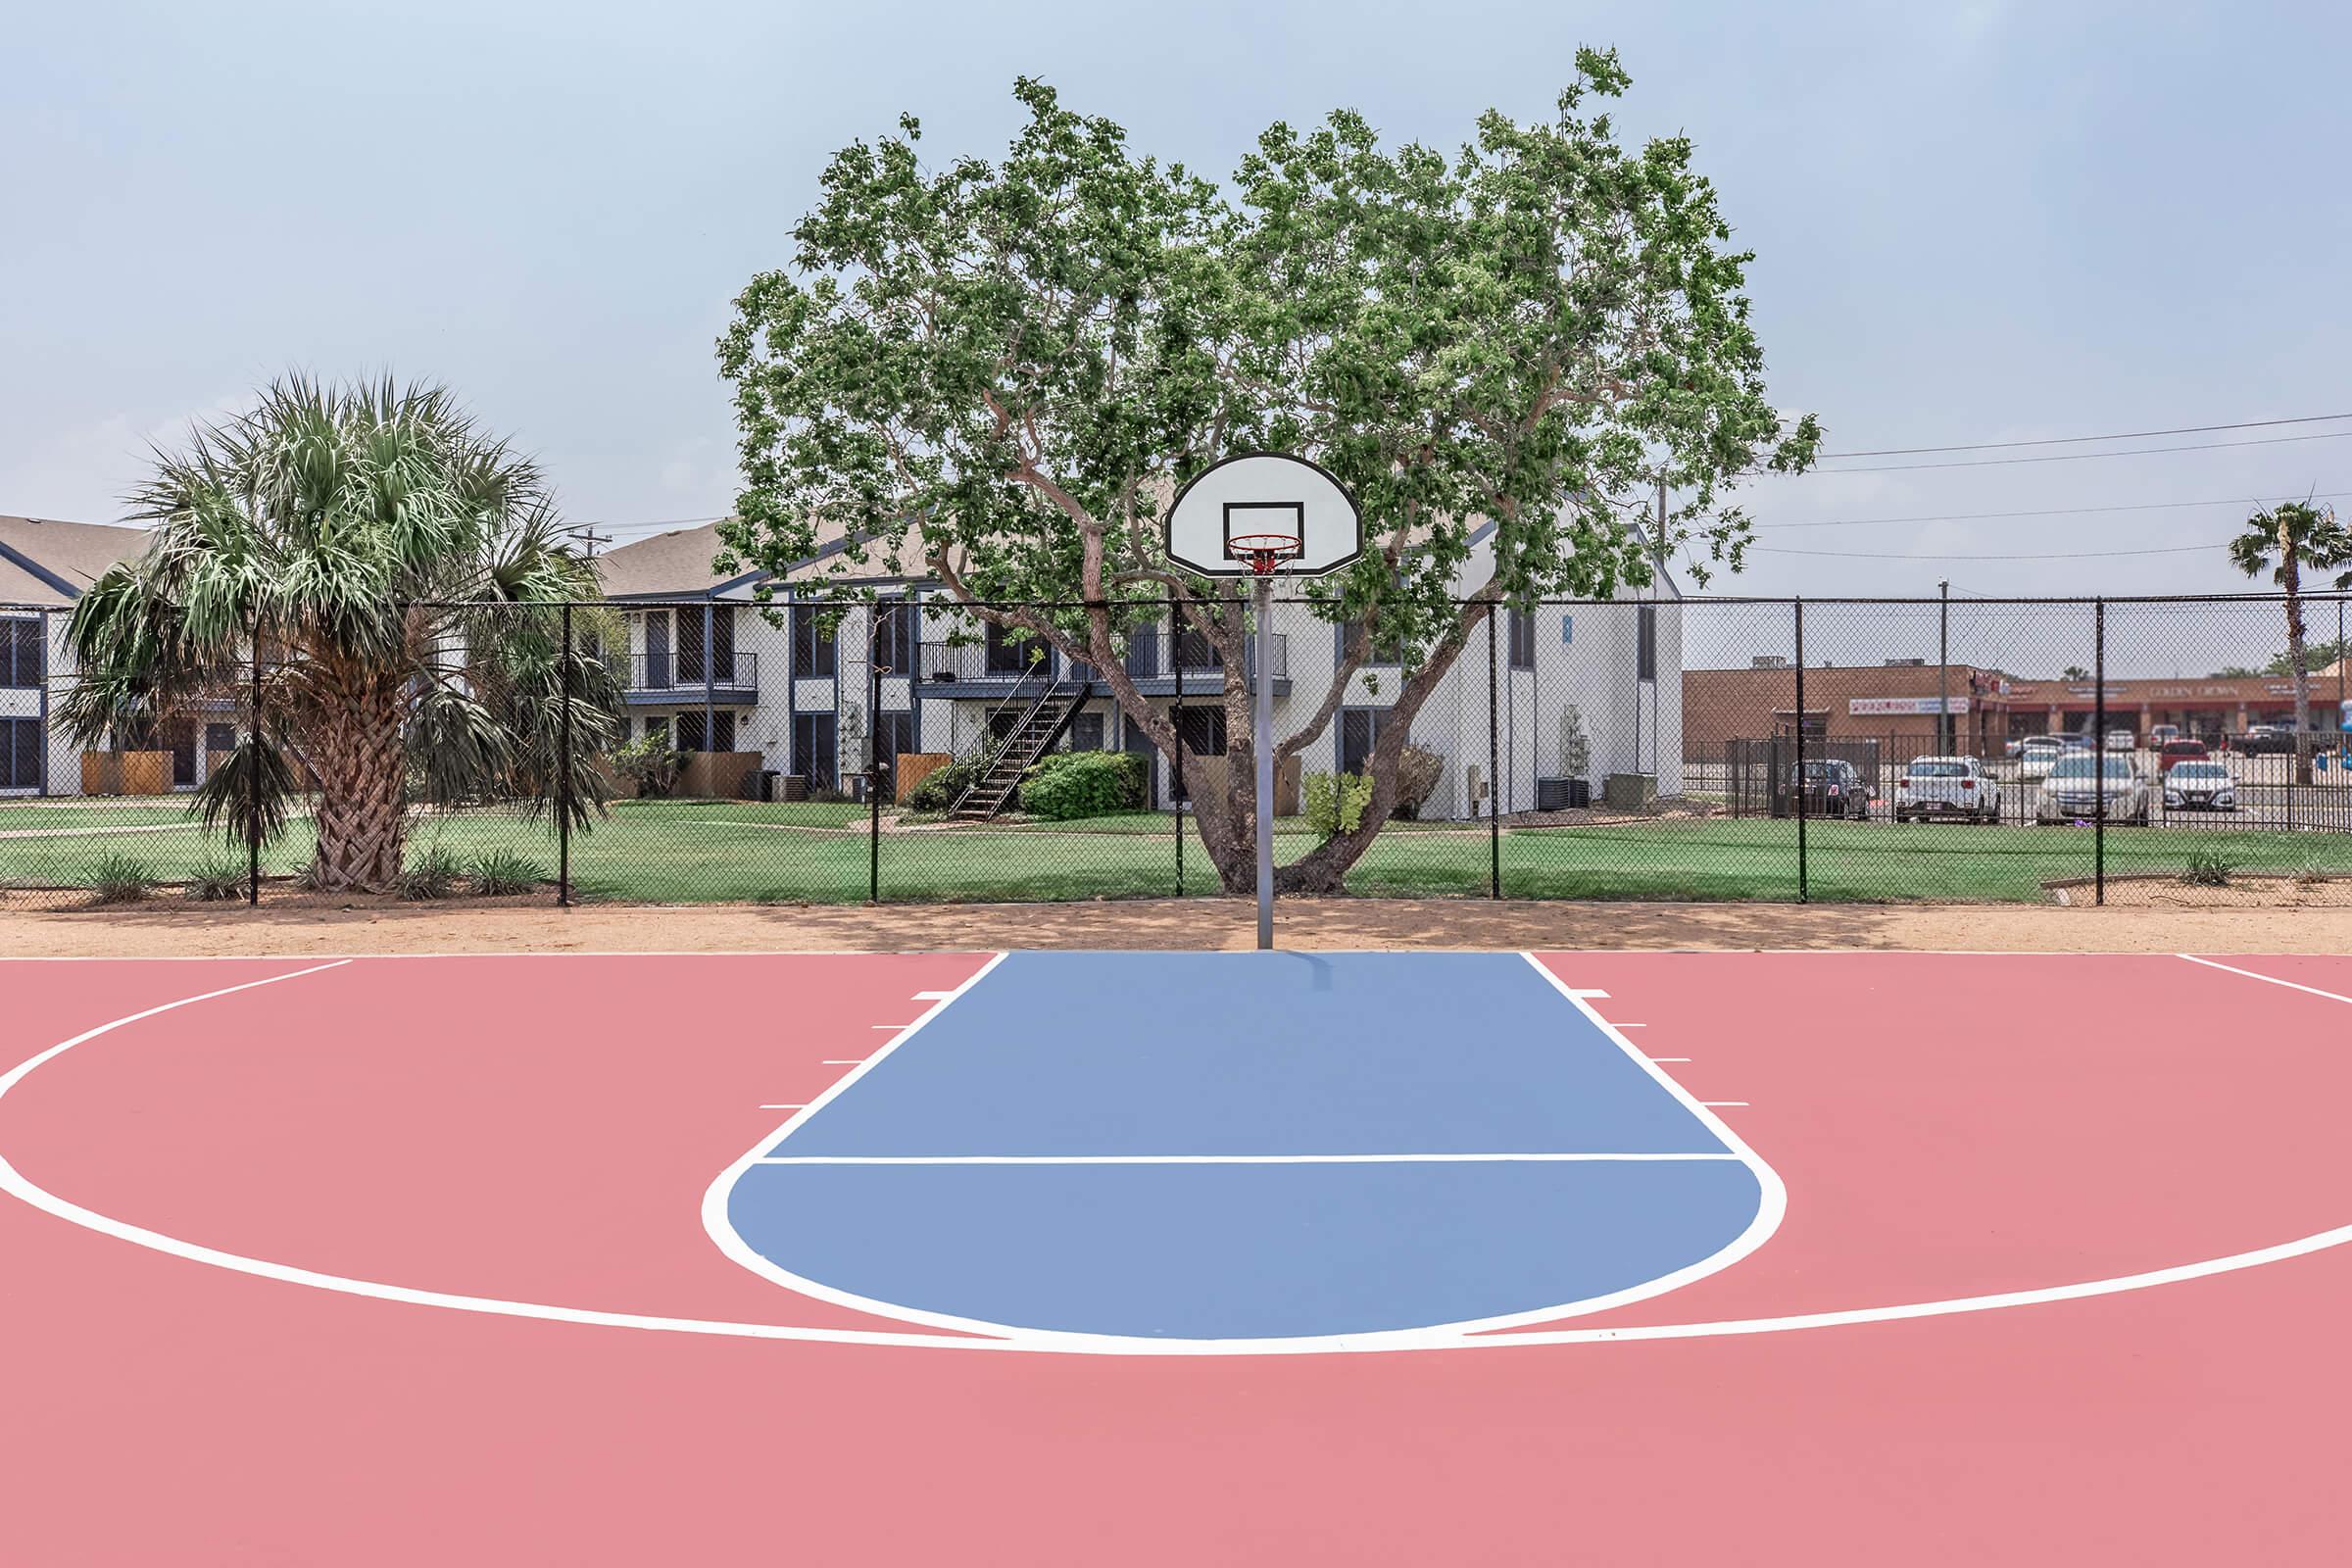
[948,674,1090,820]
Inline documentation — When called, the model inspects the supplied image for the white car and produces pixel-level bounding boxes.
[2161,760,2237,812]
[1894,756,2001,823]
[2036,755,2151,825]
[2019,737,2067,781]
[2105,728,2135,752]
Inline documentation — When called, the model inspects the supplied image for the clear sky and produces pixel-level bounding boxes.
[7,0,2348,612]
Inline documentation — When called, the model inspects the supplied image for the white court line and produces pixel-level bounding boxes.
[820,1060,864,1066]
[6,951,2350,1357]
[1567,988,1609,999]
[1651,1057,1692,1063]
[1615,1022,1647,1029]
[754,1152,1743,1166]
[871,1023,916,1031]
[2176,954,2352,1005]
[912,990,956,1001]
[758,1103,807,1110]
[1701,1102,1749,1108]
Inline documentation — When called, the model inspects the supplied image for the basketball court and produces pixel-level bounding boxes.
[5,945,2349,1563]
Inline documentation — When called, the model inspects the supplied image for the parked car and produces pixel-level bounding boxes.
[2104,728,2135,752]
[2061,733,2095,752]
[2148,724,2181,748]
[1894,756,2001,823]
[2036,755,2151,825]
[1787,759,1871,818]
[2019,737,2071,780]
[2155,738,2212,773]
[2161,760,2236,812]
[2230,725,2297,755]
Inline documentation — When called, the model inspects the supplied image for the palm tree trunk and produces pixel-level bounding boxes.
[310,676,409,892]
[2281,518,2315,787]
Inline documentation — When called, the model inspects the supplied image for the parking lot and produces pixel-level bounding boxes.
[1690,746,2352,833]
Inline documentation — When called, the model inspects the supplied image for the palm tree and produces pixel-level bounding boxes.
[61,376,623,893]
[2228,500,2352,785]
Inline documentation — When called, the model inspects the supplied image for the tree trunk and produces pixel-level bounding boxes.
[2282,521,2314,786]
[308,676,409,892]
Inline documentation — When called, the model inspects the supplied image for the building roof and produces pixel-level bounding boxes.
[591,516,874,599]
[0,515,151,608]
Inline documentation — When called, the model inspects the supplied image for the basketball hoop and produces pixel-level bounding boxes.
[1227,532,1301,578]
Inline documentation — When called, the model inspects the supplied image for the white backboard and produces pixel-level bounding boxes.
[1164,452,1362,577]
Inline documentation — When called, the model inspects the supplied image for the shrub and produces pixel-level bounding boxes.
[1303,770,1375,839]
[808,785,855,805]
[610,731,684,799]
[906,756,983,813]
[293,855,329,892]
[2294,852,2335,886]
[394,845,464,901]
[1393,743,1443,820]
[2180,849,2235,888]
[468,850,545,896]
[1020,751,1144,820]
[90,852,156,905]
[184,857,247,902]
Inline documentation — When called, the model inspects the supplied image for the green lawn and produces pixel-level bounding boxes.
[6,797,2348,905]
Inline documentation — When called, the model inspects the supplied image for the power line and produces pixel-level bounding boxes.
[1818,411,2352,459]
[1798,428,2352,474]
[1757,489,2351,532]
[1755,543,2215,562]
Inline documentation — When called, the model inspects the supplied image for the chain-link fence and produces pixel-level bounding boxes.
[6,592,2348,910]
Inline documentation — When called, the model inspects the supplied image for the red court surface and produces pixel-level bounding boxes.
[4,949,2349,1564]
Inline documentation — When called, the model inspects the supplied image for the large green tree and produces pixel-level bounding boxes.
[718,54,1817,892]
[2228,499,2352,783]
[62,376,622,893]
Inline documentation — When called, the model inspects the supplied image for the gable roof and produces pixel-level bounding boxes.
[0,515,151,608]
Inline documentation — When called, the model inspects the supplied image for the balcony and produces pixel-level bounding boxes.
[612,651,760,705]
[914,631,1287,696]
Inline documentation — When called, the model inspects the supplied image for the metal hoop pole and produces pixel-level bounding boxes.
[1254,575,1276,950]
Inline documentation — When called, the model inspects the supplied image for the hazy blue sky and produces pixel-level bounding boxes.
[8,0,2349,616]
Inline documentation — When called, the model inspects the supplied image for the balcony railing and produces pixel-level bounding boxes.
[611,651,760,697]
[917,632,1288,686]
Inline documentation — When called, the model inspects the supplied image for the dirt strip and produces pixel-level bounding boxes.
[3,893,2348,957]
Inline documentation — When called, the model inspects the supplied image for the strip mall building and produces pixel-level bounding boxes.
[1681,659,2352,758]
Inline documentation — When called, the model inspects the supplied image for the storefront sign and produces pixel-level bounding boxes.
[1849,696,1970,716]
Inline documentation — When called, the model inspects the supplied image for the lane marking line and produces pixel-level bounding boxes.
[753,1152,1744,1166]
[6,952,2347,1358]
[2177,953,2352,1005]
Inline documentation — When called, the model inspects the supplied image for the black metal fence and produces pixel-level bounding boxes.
[4,591,2348,911]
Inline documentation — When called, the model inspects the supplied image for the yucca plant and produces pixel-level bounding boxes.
[184,857,247,902]
[61,376,625,894]
[394,845,465,902]
[89,852,156,905]
[467,849,546,896]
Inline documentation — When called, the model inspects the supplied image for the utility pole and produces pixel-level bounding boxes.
[1938,580,1951,754]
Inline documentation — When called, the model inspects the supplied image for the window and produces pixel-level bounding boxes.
[873,598,917,676]
[1637,604,1658,682]
[1175,627,1222,670]
[792,606,837,678]
[1338,616,1403,666]
[985,620,1043,676]
[1508,608,1535,670]
[3,618,42,689]
[2,717,38,789]
[1122,626,1160,678]
[1176,707,1226,758]
[642,612,672,689]
[677,605,735,685]
[1340,708,1399,776]
[204,723,236,755]
[1068,712,1105,752]
[794,712,838,790]
[675,710,737,753]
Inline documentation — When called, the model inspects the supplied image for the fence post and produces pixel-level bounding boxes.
[868,602,883,904]
[1170,593,1184,897]
[247,612,262,907]
[2093,597,2105,906]
[1488,604,1501,900]
[559,601,573,908]
[1793,597,1807,903]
